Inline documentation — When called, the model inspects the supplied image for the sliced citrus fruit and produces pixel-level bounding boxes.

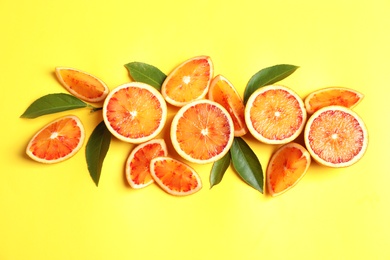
[125,139,168,189]
[208,75,248,137]
[267,142,311,196]
[161,56,213,107]
[304,87,364,114]
[26,115,85,163]
[55,67,109,103]
[150,157,202,196]
[170,99,234,164]
[304,105,368,167]
[245,85,307,144]
[103,82,167,144]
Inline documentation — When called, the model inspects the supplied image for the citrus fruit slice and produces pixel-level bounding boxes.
[55,67,109,103]
[304,87,364,114]
[304,106,368,167]
[208,74,248,137]
[26,115,85,163]
[125,139,168,189]
[245,85,307,144]
[161,56,213,107]
[103,82,167,144]
[267,142,311,196]
[150,157,202,196]
[170,99,234,164]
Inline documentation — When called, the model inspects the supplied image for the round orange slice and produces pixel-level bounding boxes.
[103,82,167,144]
[304,105,368,167]
[208,75,248,137]
[267,142,311,196]
[26,115,85,163]
[161,56,213,107]
[125,139,168,189]
[55,67,109,103]
[150,157,202,196]
[245,85,307,144]
[170,99,234,164]
[304,87,364,114]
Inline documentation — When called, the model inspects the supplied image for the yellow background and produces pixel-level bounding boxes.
[1,0,389,259]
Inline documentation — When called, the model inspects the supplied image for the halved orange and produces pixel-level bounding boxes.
[55,67,109,103]
[103,82,167,144]
[267,142,311,196]
[26,115,85,163]
[245,85,307,144]
[150,157,202,196]
[304,87,364,114]
[161,56,213,107]
[304,105,368,167]
[208,75,248,137]
[125,139,168,189]
[170,99,234,164]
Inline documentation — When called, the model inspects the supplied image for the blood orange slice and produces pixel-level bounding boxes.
[304,106,368,167]
[245,85,307,144]
[125,139,168,189]
[208,75,248,137]
[161,56,213,107]
[304,87,364,114]
[170,99,234,164]
[26,115,85,163]
[55,67,109,103]
[150,157,202,196]
[267,142,311,196]
[103,82,167,144]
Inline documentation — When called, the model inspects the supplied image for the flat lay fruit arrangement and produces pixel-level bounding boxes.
[21,56,368,197]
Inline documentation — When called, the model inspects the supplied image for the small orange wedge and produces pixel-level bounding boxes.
[55,67,109,103]
[208,75,248,137]
[161,56,213,107]
[304,87,363,114]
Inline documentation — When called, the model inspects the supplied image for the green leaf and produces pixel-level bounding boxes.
[230,137,263,193]
[243,64,299,104]
[124,62,166,90]
[210,151,231,189]
[20,93,88,118]
[85,121,111,187]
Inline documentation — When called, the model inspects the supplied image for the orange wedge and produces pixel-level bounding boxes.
[103,82,167,143]
[161,56,213,107]
[208,75,248,137]
[245,85,307,144]
[125,139,168,189]
[26,115,85,163]
[267,142,311,196]
[150,157,202,196]
[304,87,363,114]
[55,67,109,103]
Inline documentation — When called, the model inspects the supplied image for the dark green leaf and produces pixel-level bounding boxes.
[85,121,111,187]
[124,62,166,90]
[210,151,231,189]
[20,93,88,118]
[243,64,299,104]
[230,137,263,193]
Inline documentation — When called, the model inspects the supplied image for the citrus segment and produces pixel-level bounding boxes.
[304,87,364,114]
[55,67,109,103]
[170,99,234,164]
[304,106,368,167]
[245,85,307,144]
[267,142,311,196]
[26,115,85,163]
[208,75,248,137]
[125,139,168,189]
[150,157,202,196]
[161,56,213,107]
[103,82,167,144]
